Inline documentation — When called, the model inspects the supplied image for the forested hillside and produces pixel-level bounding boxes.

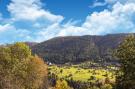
[31,33,130,64]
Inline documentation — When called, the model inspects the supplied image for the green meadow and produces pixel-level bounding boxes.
[48,64,116,83]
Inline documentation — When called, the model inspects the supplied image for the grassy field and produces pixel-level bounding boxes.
[48,64,116,83]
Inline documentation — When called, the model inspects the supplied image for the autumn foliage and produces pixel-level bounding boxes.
[0,42,48,89]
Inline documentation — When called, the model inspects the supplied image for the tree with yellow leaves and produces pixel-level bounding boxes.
[0,42,48,89]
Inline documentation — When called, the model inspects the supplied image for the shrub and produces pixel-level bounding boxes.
[55,79,71,89]
[100,84,112,89]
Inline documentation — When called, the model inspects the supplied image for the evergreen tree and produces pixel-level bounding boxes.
[115,34,135,89]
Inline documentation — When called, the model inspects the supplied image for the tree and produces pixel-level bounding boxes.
[16,55,48,89]
[10,42,31,59]
[115,34,135,89]
[0,42,48,89]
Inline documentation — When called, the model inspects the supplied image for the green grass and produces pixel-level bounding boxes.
[49,65,116,83]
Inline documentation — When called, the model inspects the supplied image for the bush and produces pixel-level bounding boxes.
[55,79,71,89]
[101,84,112,89]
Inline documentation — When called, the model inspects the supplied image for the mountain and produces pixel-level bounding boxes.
[31,33,131,64]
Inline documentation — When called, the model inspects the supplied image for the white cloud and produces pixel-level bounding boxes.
[0,24,32,43]
[0,24,14,32]
[90,0,107,8]
[82,2,135,34]
[8,0,63,22]
[105,0,135,4]
[90,2,107,8]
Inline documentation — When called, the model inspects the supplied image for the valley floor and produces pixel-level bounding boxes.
[48,63,116,83]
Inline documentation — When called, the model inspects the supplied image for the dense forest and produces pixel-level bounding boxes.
[31,34,129,64]
[0,34,135,89]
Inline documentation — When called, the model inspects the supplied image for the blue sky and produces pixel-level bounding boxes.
[0,0,135,44]
[43,0,106,22]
